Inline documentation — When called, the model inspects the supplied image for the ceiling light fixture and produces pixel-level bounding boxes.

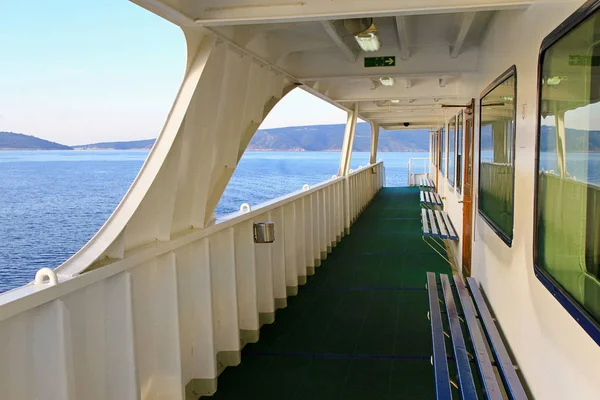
[379,77,395,86]
[390,99,400,104]
[343,18,382,52]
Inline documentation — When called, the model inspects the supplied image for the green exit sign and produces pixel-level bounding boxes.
[364,56,396,68]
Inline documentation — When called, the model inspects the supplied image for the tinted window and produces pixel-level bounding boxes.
[479,69,516,245]
[536,10,600,325]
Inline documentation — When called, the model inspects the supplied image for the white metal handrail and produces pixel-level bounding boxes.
[408,157,430,175]
[0,162,384,399]
[408,157,430,186]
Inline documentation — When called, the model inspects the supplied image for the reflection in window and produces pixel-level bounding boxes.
[536,10,600,326]
[448,117,456,187]
[441,127,447,176]
[479,70,516,245]
[457,112,464,193]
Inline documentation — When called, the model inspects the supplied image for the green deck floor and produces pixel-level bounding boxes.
[211,187,452,400]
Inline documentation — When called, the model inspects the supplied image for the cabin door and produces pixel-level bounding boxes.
[461,99,475,277]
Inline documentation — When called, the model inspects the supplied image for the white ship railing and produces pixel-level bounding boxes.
[0,161,384,400]
[408,157,430,186]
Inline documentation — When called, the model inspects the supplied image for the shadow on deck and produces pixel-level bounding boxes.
[210,187,452,400]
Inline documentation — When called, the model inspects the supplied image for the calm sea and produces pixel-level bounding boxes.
[0,150,425,293]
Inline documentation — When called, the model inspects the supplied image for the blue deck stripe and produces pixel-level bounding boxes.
[302,285,426,292]
[427,272,452,400]
[244,351,430,361]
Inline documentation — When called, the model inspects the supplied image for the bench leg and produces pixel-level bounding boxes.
[422,236,453,267]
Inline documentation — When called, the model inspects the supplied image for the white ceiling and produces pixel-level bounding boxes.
[133,0,533,129]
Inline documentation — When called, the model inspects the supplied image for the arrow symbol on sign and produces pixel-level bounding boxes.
[385,58,394,65]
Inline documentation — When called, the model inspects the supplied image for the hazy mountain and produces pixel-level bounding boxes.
[1,123,430,152]
[72,139,155,150]
[0,132,72,150]
[248,123,430,152]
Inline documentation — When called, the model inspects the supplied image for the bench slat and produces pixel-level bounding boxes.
[441,275,478,400]
[442,211,458,240]
[427,273,452,400]
[425,191,432,204]
[434,211,449,239]
[434,192,443,206]
[455,276,503,400]
[467,278,529,400]
[420,191,425,203]
[422,209,430,236]
[428,210,438,236]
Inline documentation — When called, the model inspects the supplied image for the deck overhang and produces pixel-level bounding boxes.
[132,0,531,131]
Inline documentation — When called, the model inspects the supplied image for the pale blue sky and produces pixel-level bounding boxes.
[0,0,346,146]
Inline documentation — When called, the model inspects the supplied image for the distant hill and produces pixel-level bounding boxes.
[1,123,430,152]
[0,131,72,150]
[248,123,429,152]
[73,139,155,150]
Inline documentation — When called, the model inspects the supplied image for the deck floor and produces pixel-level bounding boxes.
[210,187,452,400]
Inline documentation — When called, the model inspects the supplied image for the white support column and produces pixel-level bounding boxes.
[338,103,359,177]
[369,122,380,165]
[339,104,358,236]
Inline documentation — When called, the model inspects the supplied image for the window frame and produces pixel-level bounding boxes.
[533,0,600,346]
[432,132,437,167]
[457,111,464,194]
[437,130,442,168]
[478,65,517,247]
[448,116,457,188]
[441,127,447,176]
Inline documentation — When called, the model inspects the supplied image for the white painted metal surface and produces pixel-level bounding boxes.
[0,163,383,399]
[2,0,598,398]
[428,2,600,399]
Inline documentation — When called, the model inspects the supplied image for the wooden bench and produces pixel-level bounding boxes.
[426,273,528,400]
[420,190,443,207]
[420,178,435,190]
[421,209,458,240]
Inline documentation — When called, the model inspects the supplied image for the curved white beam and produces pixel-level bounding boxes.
[450,12,477,58]
[320,21,358,63]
